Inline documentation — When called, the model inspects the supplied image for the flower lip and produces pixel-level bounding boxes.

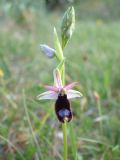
[55,93,72,123]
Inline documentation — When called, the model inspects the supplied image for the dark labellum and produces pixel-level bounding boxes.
[55,93,72,123]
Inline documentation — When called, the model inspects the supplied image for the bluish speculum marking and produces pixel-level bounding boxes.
[58,109,70,117]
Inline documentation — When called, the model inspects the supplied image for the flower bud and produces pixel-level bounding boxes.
[40,44,56,58]
[61,6,75,49]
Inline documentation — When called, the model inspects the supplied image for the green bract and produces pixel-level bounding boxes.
[54,27,64,61]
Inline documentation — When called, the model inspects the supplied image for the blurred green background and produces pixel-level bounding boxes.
[0,0,120,160]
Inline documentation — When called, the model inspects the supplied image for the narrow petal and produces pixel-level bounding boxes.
[64,82,78,90]
[37,91,58,100]
[44,85,59,92]
[66,89,83,99]
[53,69,63,88]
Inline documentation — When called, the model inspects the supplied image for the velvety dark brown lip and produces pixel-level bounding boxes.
[55,94,72,123]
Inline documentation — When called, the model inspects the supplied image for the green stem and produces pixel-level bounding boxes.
[62,120,68,160]
[61,63,65,86]
[61,59,68,160]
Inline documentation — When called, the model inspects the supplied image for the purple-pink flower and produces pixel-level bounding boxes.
[37,69,82,100]
[37,69,82,122]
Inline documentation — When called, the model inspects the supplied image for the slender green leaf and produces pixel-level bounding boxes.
[54,27,64,61]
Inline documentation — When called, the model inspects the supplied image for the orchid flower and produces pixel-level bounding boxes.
[37,69,82,122]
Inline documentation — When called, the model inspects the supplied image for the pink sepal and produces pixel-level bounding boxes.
[44,85,59,92]
[64,82,78,90]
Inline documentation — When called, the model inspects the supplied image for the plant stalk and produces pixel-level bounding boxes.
[62,120,68,160]
[61,58,68,160]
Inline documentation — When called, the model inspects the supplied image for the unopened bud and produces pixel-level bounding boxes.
[40,44,56,58]
[61,6,75,49]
